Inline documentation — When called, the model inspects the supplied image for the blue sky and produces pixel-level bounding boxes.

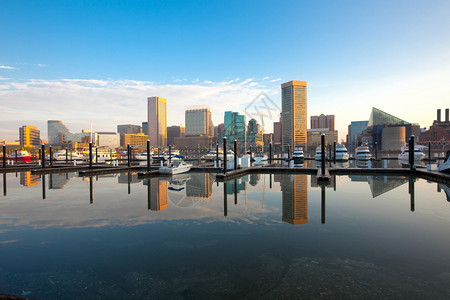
[1,0,450,141]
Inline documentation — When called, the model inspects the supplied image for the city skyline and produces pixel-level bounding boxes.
[1,1,450,141]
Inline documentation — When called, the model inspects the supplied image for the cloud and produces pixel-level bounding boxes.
[36,63,47,67]
[0,77,273,140]
[0,65,16,70]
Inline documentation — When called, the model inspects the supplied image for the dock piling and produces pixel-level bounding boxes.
[216,143,219,165]
[169,145,172,164]
[321,133,325,176]
[409,135,414,170]
[147,139,151,172]
[127,144,131,167]
[333,141,336,164]
[234,140,237,170]
[2,145,5,168]
[89,142,93,169]
[65,148,68,163]
[41,144,45,169]
[223,137,227,174]
[269,142,272,164]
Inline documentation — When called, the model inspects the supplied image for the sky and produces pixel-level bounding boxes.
[1,0,450,142]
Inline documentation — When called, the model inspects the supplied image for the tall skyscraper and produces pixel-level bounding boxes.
[281,80,307,150]
[147,97,167,147]
[185,106,213,136]
[117,124,141,134]
[19,125,40,147]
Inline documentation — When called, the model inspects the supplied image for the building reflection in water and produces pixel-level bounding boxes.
[186,173,213,200]
[349,175,408,198]
[144,178,168,211]
[281,174,308,225]
[118,172,140,184]
[249,174,261,186]
[48,173,75,189]
[20,172,40,187]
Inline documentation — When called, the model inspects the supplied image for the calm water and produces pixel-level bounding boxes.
[0,172,449,299]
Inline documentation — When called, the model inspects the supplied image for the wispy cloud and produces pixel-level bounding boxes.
[0,77,275,140]
[0,65,16,70]
[36,63,47,67]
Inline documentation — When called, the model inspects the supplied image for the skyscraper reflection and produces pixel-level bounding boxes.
[281,174,308,225]
[147,178,168,211]
[186,173,213,200]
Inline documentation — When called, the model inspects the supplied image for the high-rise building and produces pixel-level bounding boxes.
[224,111,245,146]
[142,122,148,135]
[281,80,307,151]
[281,174,308,225]
[246,118,263,148]
[147,97,167,147]
[19,125,40,147]
[311,114,335,131]
[167,125,185,146]
[185,106,213,136]
[117,124,141,135]
[273,118,282,146]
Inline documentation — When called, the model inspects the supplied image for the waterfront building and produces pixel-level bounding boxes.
[281,174,308,225]
[359,107,420,151]
[185,106,213,136]
[263,133,273,147]
[121,133,149,147]
[418,108,450,152]
[224,111,245,147]
[117,124,141,135]
[19,125,40,148]
[167,126,186,147]
[307,128,338,149]
[281,80,307,151]
[311,114,335,131]
[174,135,213,150]
[47,120,94,146]
[347,121,369,150]
[97,132,120,149]
[147,97,167,147]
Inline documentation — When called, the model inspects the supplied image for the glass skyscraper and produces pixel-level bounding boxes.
[224,111,245,147]
[147,97,167,147]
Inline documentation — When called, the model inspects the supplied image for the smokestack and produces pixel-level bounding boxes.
[446,108,449,122]
[437,109,441,123]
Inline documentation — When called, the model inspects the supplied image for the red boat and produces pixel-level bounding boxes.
[8,150,32,162]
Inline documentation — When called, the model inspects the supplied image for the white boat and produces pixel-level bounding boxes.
[159,160,192,175]
[335,145,349,161]
[135,152,150,161]
[53,150,84,161]
[398,146,425,161]
[253,153,268,163]
[202,150,222,160]
[437,151,450,174]
[292,148,304,163]
[314,147,326,161]
[355,147,372,160]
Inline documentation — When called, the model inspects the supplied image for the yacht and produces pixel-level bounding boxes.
[53,150,84,161]
[135,152,150,161]
[314,147,326,161]
[202,150,223,160]
[398,146,425,161]
[292,148,305,163]
[355,147,372,160]
[437,151,450,174]
[159,160,192,175]
[335,145,349,161]
[253,153,268,163]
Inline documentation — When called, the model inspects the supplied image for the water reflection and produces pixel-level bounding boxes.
[281,174,308,225]
[438,184,450,201]
[20,172,40,186]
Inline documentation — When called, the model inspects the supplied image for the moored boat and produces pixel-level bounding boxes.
[8,150,31,162]
[159,160,192,175]
[292,147,304,163]
[398,146,425,161]
[355,147,372,160]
